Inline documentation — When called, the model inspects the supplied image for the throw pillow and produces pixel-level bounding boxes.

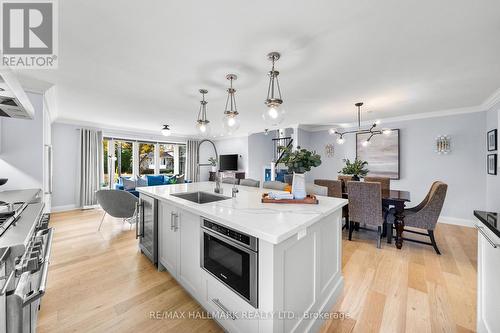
[122,178,137,191]
[136,177,148,187]
[146,175,164,186]
[163,175,171,185]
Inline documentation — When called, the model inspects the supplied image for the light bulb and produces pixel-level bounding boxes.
[328,128,337,135]
[196,122,210,136]
[362,140,371,147]
[262,105,285,126]
[382,129,392,135]
[223,114,240,134]
[161,128,171,136]
[336,137,345,145]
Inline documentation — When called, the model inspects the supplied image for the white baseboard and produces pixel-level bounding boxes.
[51,204,78,212]
[438,216,474,228]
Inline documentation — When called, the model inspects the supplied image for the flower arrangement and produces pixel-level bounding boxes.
[338,158,369,181]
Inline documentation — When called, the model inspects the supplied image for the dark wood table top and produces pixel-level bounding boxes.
[342,189,411,202]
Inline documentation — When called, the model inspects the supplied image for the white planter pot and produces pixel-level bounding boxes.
[211,166,217,172]
[291,172,307,200]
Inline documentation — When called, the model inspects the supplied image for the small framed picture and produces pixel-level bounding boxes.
[487,154,497,175]
[487,129,497,151]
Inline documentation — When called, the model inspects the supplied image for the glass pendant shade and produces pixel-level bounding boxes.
[336,136,345,145]
[262,105,285,126]
[222,113,240,134]
[196,121,211,136]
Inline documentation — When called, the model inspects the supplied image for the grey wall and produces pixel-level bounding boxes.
[486,105,500,212]
[248,132,274,181]
[0,93,44,191]
[305,112,487,221]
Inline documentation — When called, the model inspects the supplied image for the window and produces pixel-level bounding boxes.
[115,140,133,181]
[103,138,110,186]
[159,144,174,175]
[139,142,155,176]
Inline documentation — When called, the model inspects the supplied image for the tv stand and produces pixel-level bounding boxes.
[209,171,245,182]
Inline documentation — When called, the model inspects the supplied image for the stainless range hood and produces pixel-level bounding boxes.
[0,69,35,119]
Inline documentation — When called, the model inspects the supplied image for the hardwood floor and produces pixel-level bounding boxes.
[39,209,477,333]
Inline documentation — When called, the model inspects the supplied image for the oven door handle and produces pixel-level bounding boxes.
[22,227,54,306]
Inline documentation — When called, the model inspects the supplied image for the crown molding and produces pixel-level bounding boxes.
[482,87,500,110]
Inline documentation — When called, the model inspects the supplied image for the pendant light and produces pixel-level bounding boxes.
[222,74,240,134]
[161,124,171,136]
[263,52,285,126]
[196,89,210,136]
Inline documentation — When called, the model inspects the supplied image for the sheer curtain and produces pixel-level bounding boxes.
[78,128,103,208]
[186,139,199,182]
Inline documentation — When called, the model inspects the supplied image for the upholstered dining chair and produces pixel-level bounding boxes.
[96,189,139,231]
[222,177,239,185]
[387,181,448,254]
[364,176,391,191]
[337,175,353,192]
[346,181,384,248]
[239,178,260,188]
[263,181,287,191]
[306,183,328,196]
[314,179,343,198]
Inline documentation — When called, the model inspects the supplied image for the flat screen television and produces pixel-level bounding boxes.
[219,154,238,171]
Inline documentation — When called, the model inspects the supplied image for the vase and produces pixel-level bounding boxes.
[211,166,217,172]
[352,175,360,181]
[291,172,307,200]
[284,173,293,185]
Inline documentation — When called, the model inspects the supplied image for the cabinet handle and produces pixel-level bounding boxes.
[170,212,175,231]
[211,298,236,320]
[173,212,179,231]
[475,225,498,248]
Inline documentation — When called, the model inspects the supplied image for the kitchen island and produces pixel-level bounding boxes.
[137,182,347,333]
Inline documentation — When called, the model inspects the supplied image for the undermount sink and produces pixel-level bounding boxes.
[171,191,230,204]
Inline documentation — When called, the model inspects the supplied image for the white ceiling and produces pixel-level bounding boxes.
[16,0,500,137]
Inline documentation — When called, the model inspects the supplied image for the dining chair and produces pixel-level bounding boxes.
[306,183,328,196]
[314,179,343,198]
[222,177,239,185]
[364,176,390,191]
[346,181,384,248]
[337,175,353,192]
[263,181,287,190]
[387,181,448,254]
[96,189,139,231]
[239,178,260,188]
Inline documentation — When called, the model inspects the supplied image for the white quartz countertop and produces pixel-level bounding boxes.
[137,182,347,244]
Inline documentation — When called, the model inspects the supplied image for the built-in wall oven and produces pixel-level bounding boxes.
[201,219,258,308]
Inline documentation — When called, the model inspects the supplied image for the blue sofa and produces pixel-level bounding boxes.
[114,174,191,197]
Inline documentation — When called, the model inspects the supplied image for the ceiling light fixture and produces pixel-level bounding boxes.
[161,124,171,136]
[329,102,392,145]
[222,74,240,134]
[263,52,285,126]
[196,89,210,136]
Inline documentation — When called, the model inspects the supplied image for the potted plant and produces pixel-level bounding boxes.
[208,157,217,172]
[338,158,369,181]
[279,146,322,199]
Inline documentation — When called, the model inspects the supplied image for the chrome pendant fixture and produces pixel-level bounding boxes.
[263,52,285,126]
[222,74,240,134]
[196,89,210,136]
[161,124,171,136]
[329,102,392,146]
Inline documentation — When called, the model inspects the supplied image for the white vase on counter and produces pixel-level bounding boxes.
[211,166,217,172]
[291,172,307,200]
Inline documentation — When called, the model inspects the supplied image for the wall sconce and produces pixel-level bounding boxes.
[436,135,451,154]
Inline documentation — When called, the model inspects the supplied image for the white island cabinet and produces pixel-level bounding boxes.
[138,182,347,333]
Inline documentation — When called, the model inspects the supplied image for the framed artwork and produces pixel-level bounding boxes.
[487,129,497,151]
[487,154,497,175]
[356,129,400,179]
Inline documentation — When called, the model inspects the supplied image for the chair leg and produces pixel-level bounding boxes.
[377,226,382,249]
[387,224,393,244]
[98,212,106,231]
[428,230,441,255]
[348,221,354,241]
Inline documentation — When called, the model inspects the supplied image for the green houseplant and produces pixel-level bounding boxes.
[339,158,369,181]
[279,146,322,184]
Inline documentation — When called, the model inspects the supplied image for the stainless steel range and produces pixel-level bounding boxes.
[0,189,52,333]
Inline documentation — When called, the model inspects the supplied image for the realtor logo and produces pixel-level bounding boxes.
[1,0,58,68]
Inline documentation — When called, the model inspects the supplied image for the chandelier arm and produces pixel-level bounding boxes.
[266,75,272,101]
[275,75,282,101]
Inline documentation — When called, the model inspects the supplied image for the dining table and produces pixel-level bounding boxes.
[342,189,411,249]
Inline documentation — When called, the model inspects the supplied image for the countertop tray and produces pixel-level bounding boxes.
[261,194,319,204]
